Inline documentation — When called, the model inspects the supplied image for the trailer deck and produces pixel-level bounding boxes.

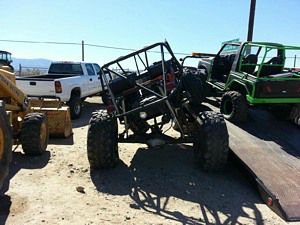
[227,109,300,221]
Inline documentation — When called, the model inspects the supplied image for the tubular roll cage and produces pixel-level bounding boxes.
[238,42,300,78]
[99,42,182,116]
[98,42,186,136]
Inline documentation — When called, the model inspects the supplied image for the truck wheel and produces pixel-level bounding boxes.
[21,113,49,155]
[221,91,248,122]
[87,110,119,169]
[68,96,82,119]
[0,101,12,189]
[193,111,229,172]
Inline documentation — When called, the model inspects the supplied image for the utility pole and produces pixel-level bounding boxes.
[247,0,256,42]
[82,40,85,61]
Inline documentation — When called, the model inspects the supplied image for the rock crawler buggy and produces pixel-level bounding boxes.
[87,42,229,171]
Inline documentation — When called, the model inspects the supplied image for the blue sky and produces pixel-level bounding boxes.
[1,0,300,64]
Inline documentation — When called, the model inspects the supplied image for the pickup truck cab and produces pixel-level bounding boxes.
[196,42,300,123]
[16,61,104,119]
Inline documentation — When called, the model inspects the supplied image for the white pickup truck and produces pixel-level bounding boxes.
[16,61,104,119]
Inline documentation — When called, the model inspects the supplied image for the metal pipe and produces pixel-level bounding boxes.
[116,97,168,118]
[160,45,167,96]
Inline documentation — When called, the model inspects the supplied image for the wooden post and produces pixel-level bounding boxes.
[82,40,85,61]
[19,64,22,76]
[247,0,256,42]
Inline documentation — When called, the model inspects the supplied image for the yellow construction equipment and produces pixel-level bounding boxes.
[0,67,73,138]
[0,51,72,188]
[0,100,12,189]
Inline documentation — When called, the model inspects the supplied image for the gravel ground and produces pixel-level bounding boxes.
[0,97,296,225]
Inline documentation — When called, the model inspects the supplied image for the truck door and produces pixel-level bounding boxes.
[85,63,99,95]
[92,64,102,92]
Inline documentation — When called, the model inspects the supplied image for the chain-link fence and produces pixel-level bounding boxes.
[15,65,49,77]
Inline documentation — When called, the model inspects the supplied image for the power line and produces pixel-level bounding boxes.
[0,39,190,56]
[0,39,81,46]
[85,43,136,52]
[86,43,189,55]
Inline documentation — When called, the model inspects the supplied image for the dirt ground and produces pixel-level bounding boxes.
[0,97,297,225]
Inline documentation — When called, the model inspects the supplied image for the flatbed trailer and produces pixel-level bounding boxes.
[226,108,300,221]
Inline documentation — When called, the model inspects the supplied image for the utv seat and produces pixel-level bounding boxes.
[108,72,137,95]
[240,54,258,74]
[139,60,173,82]
[259,56,283,77]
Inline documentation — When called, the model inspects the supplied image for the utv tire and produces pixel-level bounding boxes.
[221,91,247,122]
[198,69,212,96]
[193,111,229,172]
[182,72,205,105]
[0,101,12,189]
[87,110,119,169]
[21,113,49,156]
[68,95,82,119]
[197,67,208,83]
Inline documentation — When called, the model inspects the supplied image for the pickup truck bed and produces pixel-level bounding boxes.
[17,74,76,80]
[16,62,103,119]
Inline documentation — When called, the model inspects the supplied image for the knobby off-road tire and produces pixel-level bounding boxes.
[68,95,82,119]
[193,111,229,172]
[21,113,49,156]
[0,101,12,189]
[182,71,205,105]
[197,65,210,87]
[87,110,119,169]
[221,91,248,122]
[197,69,211,97]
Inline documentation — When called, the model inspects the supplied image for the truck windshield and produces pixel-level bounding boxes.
[48,63,83,75]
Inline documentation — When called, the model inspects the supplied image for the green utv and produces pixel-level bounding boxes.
[195,42,300,124]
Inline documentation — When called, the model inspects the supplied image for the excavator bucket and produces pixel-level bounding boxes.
[30,99,73,138]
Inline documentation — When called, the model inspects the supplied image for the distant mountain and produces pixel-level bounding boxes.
[12,57,52,70]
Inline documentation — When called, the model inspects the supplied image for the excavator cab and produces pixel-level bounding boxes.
[0,51,14,72]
